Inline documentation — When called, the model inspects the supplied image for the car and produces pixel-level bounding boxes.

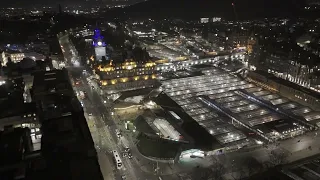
[116,129,121,135]
[88,113,92,116]
[128,152,133,159]
[121,175,126,179]
[122,153,128,158]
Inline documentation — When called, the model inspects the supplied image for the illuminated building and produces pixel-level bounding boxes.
[1,51,25,66]
[1,51,45,66]
[96,58,157,87]
[212,17,222,22]
[200,18,209,24]
[92,29,107,61]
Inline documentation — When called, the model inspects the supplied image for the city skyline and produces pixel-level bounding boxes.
[0,0,141,7]
[0,1,320,180]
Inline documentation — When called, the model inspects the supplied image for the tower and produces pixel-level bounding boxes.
[93,29,107,61]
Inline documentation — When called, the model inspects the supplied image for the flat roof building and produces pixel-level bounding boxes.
[32,69,74,101]
[0,127,33,179]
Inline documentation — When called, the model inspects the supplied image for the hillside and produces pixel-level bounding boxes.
[107,0,306,20]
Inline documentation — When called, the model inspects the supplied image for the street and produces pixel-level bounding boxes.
[59,33,178,180]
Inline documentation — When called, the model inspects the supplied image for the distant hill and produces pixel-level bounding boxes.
[0,0,100,8]
[107,0,307,20]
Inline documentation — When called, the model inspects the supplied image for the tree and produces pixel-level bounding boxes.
[6,57,15,74]
[101,56,107,64]
[191,166,215,180]
[45,56,53,69]
[268,150,288,165]
[243,157,263,176]
[211,160,225,180]
[191,159,225,180]
[7,57,13,65]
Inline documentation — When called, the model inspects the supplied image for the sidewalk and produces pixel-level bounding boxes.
[97,152,116,180]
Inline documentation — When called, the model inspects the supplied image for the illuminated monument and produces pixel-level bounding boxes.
[93,29,106,61]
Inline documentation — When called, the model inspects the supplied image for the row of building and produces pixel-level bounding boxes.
[0,69,103,179]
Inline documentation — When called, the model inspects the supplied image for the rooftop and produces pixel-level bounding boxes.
[41,112,95,156]
[0,102,37,124]
[161,67,316,144]
[38,94,81,121]
[32,69,73,97]
[0,127,30,167]
[254,70,320,100]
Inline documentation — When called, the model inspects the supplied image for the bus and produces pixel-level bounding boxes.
[112,150,123,170]
[79,91,86,99]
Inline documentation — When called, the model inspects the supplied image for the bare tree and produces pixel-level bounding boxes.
[212,161,225,180]
[191,158,225,180]
[231,168,247,180]
[243,157,263,176]
[191,166,214,180]
[268,150,288,165]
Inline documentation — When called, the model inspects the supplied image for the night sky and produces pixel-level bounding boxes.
[0,0,106,7]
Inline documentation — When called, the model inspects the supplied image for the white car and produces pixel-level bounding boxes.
[88,113,92,116]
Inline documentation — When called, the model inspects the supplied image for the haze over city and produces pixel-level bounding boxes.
[0,0,320,180]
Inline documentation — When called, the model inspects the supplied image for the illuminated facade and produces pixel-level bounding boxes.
[1,52,25,66]
[96,59,157,86]
[93,29,106,61]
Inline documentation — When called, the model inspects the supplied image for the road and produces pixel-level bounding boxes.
[59,33,177,180]
[60,34,137,179]
[78,74,177,180]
